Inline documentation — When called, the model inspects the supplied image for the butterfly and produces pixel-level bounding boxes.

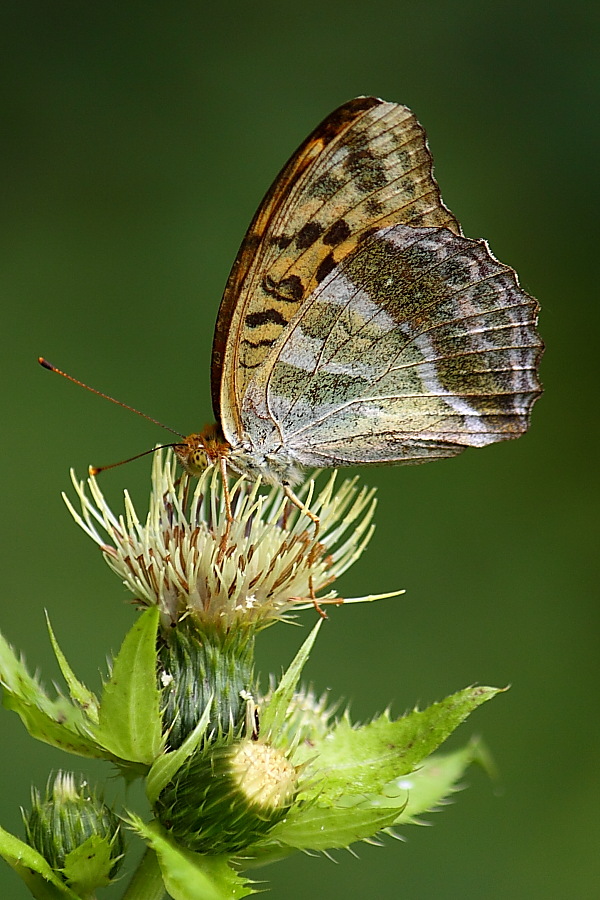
[172,96,542,517]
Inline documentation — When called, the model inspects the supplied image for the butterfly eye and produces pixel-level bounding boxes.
[172,436,213,476]
[191,449,210,471]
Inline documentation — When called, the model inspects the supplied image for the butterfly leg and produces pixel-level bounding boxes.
[282,485,320,539]
[308,574,328,619]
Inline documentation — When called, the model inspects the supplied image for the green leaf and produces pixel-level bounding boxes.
[0,631,105,759]
[129,817,255,899]
[62,834,114,895]
[45,613,99,723]
[392,738,488,823]
[249,737,492,857]
[93,607,163,765]
[265,802,398,851]
[0,826,80,899]
[146,695,213,805]
[260,619,322,739]
[310,685,502,802]
[253,686,500,854]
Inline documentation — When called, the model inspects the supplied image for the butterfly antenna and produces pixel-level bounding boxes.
[38,357,185,439]
[89,444,178,476]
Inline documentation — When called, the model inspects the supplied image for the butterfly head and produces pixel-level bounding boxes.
[174,424,231,476]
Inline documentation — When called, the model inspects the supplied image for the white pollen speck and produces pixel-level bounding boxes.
[161,672,174,687]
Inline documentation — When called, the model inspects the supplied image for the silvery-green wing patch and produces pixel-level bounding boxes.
[241,224,542,466]
[213,97,459,441]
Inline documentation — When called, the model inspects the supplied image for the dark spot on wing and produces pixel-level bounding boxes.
[245,308,288,328]
[442,258,472,288]
[263,274,304,303]
[296,221,324,249]
[345,147,388,193]
[315,252,337,284]
[272,233,293,250]
[323,218,352,246]
[242,337,277,349]
[309,172,344,200]
[365,195,383,217]
[239,358,263,370]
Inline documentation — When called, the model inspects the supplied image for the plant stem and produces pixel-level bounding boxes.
[121,847,165,900]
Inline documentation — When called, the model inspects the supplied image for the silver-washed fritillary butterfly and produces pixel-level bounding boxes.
[173,97,542,508]
[41,97,542,523]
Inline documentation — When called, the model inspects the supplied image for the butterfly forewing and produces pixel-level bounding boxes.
[242,225,542,467]
[213,97,460,442]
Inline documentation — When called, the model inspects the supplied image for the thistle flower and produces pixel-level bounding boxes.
[0,451,501,897]
[64,449,395,630]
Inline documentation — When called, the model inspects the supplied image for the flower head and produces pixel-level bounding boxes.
[64,449,396,630]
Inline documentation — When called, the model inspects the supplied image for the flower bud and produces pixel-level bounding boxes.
[155,738,298,853]
[24,772,124,893]
[158,620,256,749]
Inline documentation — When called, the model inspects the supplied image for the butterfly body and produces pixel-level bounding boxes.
[175,427,303,487]
[175,97,542,489]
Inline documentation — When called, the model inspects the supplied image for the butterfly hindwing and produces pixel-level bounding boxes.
[241,224,542,467]
[213,97,460,442]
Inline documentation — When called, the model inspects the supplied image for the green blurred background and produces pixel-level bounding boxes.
[2,2,598,897]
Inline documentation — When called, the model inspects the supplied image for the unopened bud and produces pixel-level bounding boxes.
[155,738,298,853]
[24,772,124,893]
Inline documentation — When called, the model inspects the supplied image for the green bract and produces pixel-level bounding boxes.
[158,621,257,751]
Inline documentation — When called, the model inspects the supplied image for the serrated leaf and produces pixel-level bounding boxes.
[392,739,484,823]
[45,613,99,722]
[62,834,113,895]
[93,607,163,765]
[129,817,255,899]
[266,802,398,851]
[2,692,107,759]
[0,631,105,759]
[309,685,501,802]
[333,738,488,821]
[248,738,491,856]
[146,695,213,805]
[0,826,80,899]
[260,620,322,739]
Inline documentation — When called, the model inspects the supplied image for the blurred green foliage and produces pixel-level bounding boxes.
[1,2,598,897]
